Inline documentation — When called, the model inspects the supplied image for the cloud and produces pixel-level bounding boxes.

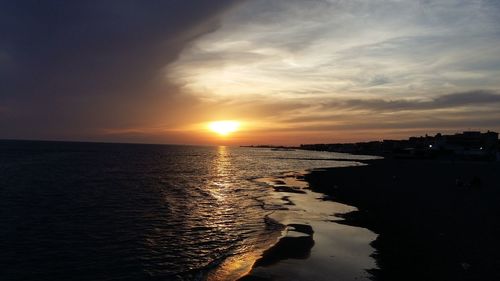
[260,90,500,139]
[159,0,500,142]
[0,0,242,140]
[2,0,500,143]
[322,90,500,112]
[168,0,500,100]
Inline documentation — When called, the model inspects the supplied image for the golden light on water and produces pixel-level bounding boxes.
[208,121,240,136]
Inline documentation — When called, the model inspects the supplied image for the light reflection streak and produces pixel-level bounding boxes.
[205,146,285,280]
[210,146,232,201]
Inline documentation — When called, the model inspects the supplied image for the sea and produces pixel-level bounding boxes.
[0,140,376,281]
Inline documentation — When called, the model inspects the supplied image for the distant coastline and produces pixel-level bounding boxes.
[300,130,500,161]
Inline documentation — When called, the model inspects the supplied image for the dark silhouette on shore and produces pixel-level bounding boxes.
[254,224,314,267]
[239,224,315,281]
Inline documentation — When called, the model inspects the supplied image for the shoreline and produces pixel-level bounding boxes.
[235,157,500,281]
[306,158,500,281]
[238,168,376,281]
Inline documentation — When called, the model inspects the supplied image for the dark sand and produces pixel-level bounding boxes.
[306,159,500,281]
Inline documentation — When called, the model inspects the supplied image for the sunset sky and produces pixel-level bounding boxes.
[2,0,500,145]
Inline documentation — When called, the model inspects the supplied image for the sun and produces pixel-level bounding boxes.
[208,121,240,136]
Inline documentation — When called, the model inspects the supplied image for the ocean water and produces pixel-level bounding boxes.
[0,140,374,281]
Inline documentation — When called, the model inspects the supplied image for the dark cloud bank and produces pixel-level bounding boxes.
[326,90,500,112]
[0,0,241,141]
[281,90,500,134]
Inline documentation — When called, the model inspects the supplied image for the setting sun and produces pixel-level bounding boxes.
[208,121,240,136]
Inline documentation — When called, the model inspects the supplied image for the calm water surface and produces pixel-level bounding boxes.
[0,141,375,280]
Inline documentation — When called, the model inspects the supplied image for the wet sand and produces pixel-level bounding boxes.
[306,159,500,281]
[238,159,500,281]
[240,172,376,281]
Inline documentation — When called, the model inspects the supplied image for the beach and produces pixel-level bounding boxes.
[239,170,376,281]
[240,158,500,281]
[3,1,500,280]
[306,159,500,281]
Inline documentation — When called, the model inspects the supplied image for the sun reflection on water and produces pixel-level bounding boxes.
[209,146,232,201]
[204,146,286,280]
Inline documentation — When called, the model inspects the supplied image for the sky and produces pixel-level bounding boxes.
[1,0,500,145]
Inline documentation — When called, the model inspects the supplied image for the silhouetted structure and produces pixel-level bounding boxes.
[300,131,499,161]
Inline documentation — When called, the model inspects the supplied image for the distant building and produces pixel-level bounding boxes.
[300,130,499,161]
[430,131,498,159]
